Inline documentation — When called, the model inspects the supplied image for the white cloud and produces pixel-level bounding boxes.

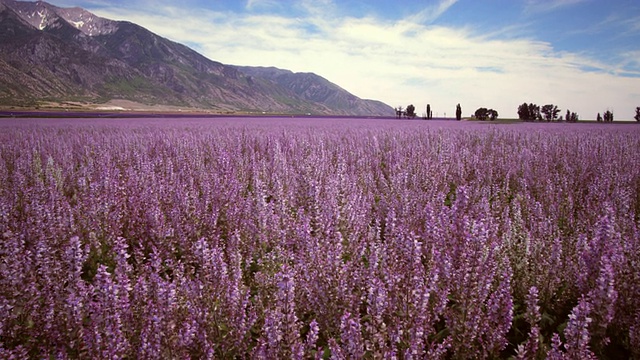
[619,51,640,70]
[245,0,281,11]
[523,0,589,15]
[408,0,459,24]
[618,14,640,36]
[82,1,640,119]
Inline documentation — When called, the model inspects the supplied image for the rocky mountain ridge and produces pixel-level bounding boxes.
[0,0,394,116]
[236,66,393,117]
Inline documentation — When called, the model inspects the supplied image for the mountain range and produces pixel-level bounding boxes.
[0,0,394,116]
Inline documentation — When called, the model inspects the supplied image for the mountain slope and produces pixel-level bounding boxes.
[91,20,330,112]
[237,66,394,116]
[0,0,393,116]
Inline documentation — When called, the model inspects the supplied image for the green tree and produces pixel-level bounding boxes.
[635,107,640,122]
[489,109,498,121]
[474,108,498,121]
[566,109,579,123]
[475,107,488,121]
[597,112,602,122]
[541,104,560,121]
[406,104,416,119]
[604,110,614,122]
[518,102,530,121]
[426,104,432,120]
[456,103,462,121]
[529,103,541,121]
[518,102,542,121]
[395,106,403,119]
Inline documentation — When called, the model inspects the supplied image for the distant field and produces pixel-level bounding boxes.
[1,117,639,358]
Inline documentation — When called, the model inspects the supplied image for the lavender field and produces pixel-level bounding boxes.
[1,117,639,359]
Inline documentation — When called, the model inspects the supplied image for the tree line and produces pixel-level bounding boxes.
[515,102,640,122]
[395,103,640,122]
[518,103,580,122]
[394,105,417,119]
[395,103,459,120]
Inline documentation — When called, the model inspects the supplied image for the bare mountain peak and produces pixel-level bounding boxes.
[9,0,57,30]
[2,0,118,35]
[55,6,118,36]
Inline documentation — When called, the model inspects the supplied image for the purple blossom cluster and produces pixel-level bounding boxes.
[1,118,639,358]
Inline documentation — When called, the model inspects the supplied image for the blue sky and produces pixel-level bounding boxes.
[46,0,640,119]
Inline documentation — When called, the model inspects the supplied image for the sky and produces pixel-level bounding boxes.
[46,0,640,119]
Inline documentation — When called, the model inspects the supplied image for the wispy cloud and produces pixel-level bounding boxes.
[246,0,273,10]
[618,51,640,72]
[568,11,640,38]
[618,14,640,36]
[524,0,588,15]
[408,0,458,24]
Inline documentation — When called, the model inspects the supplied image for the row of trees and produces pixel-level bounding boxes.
[518,102,640,122]
[394,105,417,119]
[517,103,565,121]
[597,107,640,122]
[395,104,434,120]
[399,103,640,122]
[396,104,455,120]
[518,102,578,123]
[396,103,510,121]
